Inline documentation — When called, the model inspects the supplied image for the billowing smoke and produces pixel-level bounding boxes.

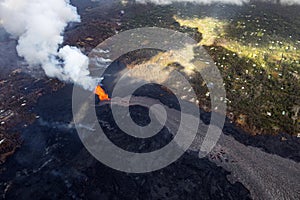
[0,0,99,91]
[136,0,300,5]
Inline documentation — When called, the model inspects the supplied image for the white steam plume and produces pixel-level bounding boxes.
[136,0,300,5]
[0,0,99,91]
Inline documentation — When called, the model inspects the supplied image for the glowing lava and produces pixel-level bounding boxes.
[94,85,110,101]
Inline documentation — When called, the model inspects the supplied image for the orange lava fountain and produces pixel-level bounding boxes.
[94,85,110,101]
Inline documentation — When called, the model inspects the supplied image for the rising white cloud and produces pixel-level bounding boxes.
[0,0,99,90]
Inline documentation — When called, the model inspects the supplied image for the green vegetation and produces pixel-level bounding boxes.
[175,16,300,135]
[120,2,300,135]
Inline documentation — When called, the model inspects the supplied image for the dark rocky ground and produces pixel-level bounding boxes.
[0,84,251,200]
[0,63,297,199]
[0,0,299,199]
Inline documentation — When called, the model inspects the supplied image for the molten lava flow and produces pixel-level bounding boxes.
[94,85,110,101]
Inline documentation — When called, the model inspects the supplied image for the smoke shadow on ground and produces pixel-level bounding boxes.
[92,30,299,160]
